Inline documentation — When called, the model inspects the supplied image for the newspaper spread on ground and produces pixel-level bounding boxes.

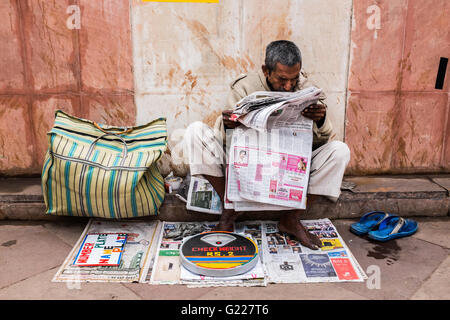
[150,219,365,286]
[227,125,312,210]
[262,219,367,283]
[53,219,161,283]
[186,176,222,214]
[150,221,266,287]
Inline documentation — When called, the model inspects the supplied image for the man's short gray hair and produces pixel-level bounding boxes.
[265,40,302,73]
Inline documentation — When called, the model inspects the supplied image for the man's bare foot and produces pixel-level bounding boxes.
[213,222,234,232]
[213,209,238,232]
[278,219,322,250]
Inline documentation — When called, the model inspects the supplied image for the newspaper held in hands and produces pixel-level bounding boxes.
[186,176,223,214]
[228,125,312,210]
[231,86,325,131]
[225,87,324,210]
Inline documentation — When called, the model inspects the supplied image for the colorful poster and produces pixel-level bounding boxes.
[73,233,127,267]
[330,258,359,281]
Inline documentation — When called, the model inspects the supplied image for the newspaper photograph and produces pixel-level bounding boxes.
[53,219,161,283]
[186,176,223,214]
[262,219,367,283]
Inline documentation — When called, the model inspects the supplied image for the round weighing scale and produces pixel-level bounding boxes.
[180,231,259,277]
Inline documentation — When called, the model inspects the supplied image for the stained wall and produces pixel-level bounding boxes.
[0,0,135,175]
[0,0,448,176]
[346,0,449,174]
[131,0,352,142]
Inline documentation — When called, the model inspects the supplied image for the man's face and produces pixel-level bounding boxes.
[262,62,301,92]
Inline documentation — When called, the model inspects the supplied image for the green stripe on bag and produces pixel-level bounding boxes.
[65,142,78,216]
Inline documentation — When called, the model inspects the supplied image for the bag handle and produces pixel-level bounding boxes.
[86,133,128,166]
[93,122,133,135]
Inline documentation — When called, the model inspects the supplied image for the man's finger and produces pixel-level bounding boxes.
[306,107,325,113]
[302,111,325,117]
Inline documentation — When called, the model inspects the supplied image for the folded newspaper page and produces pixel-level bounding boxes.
[228,125,312,210]
[232,87,325,131]
[225,87,324,211]
[53,219,161,283]
[186,176,223,214]
[225,164,292,212]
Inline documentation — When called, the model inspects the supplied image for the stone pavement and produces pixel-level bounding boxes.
[0,217,448,300]
[0,175,448,300]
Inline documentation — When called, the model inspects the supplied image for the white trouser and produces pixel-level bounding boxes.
[183,121,350,202]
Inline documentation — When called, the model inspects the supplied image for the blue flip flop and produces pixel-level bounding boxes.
[368,216,418,242]
[350,211,391,235]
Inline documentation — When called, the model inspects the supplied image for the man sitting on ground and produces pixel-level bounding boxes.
[183,40,350,250]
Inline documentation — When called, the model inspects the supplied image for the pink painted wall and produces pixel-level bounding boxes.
[0,0,135,175]
[346,0,449,174]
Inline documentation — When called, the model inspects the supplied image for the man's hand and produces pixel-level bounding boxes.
[222,110,240,129]
[301,103,326,126]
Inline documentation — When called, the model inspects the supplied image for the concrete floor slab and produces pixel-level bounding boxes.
[332,219,447,299]
[122,283,215,300]
[430,177,450,192]
[0,178,42,201]
[0,268,141,300]
[0,218,447,300]
[197,282,367,300]
[344,176,446,193]
[412,217,450,249]
[410,256,450,300]
[42,219,89,247]
[0,222,72,288]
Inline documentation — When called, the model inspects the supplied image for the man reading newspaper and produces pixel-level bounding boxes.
[183,40,350,250]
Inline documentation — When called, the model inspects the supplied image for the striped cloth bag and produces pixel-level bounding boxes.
[41,110,168,218]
